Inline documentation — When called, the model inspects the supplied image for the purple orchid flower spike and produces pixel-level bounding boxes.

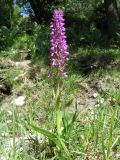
[50,9,69,77]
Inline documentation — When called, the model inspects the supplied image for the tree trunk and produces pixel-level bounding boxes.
[104,0,119,37]
[28,0,43,23]
[28,0,54,24]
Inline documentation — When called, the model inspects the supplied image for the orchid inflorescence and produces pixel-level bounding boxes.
[50,9,69,77]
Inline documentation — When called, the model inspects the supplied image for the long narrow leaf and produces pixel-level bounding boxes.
[29,124,71,158]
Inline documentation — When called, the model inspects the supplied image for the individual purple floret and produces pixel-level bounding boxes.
[50,9,69,77]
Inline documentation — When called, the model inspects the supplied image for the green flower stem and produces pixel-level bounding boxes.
[55,80,61,135]
[56,106,61,135]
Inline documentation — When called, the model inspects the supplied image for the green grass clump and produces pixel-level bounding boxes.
[0,47,120,159]
[4,67,21,89]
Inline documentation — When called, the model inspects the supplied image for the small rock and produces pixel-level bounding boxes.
[1,132,9,137]
[0,155,5,160]
[6,120,12,124]
[100,98,104,104]
[98,98,104,104]
[92,93,98,98]
[116,153,120,159]
[12,96,25,106]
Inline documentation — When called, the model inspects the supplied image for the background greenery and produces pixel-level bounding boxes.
[0,0,120,160]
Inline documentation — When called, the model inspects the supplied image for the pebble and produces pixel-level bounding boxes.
[92,93,98,98]
[12,96,25,106]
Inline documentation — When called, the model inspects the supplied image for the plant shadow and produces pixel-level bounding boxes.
[69,48,120,75]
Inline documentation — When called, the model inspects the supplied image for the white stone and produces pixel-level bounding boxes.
[12,96,25,106]
[0,155,5,160]
[6,120,12,124]
[1,132,8,137]
[116,153,120,159]
[100,98,104,104]
[93,93,98,98]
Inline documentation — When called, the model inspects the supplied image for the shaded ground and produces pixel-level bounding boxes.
[70,48,120,75]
